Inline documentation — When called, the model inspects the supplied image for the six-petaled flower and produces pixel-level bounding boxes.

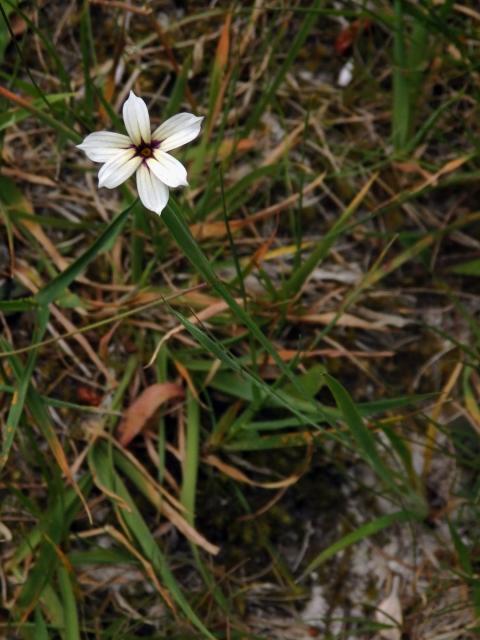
[77,90,203,215]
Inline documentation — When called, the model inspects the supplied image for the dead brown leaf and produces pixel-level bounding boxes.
[118,383,184,446]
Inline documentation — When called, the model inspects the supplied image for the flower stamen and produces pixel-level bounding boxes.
[135,141,155,159]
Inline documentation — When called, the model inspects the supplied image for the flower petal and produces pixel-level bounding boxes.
[77,131,133,162]
[122,91,151,145]
[136,164,169,215]
[147,150,188,188]
[153,113,203,151]
[98,149,141,189]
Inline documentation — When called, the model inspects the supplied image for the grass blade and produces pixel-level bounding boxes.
[323,373,426,515]
[162,199,318,411]
[89,441,217,639]
[166,303,326,429]
[181,389,200,524]
[299,510,416,581]
[57,565,80,640]
[281,173,377,299]
[392,0,410,151]
[35,199,137,306]
[245,0,321,132]
[0,306,49,469]
[33,607,49,640]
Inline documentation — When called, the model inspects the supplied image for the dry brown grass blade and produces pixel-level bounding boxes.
[7,186,72,275]
[48,305,114,381]
[33,415,94,525]
[111,442,220,555]
[160,494,220,555]
[89,0,152,15]
[259,348,394,363]
[89,462,133,513]
[85,524,176,611]
[190,218,243,240]
[116,439,185,513]
[410,156,470,194]
[225,171,324,223]
[205,11,232,140]
[175,291,220,308]
[422,360,463,479]
[149,14,197,111]
[205,445,312,489]
[173,359,200,403]
[238,0,264,57]
[11,194,99,291]
[215,11,231,71]
[243,218,280,277]
[118,383,185,447]
[98,73,116,124]
[12,263,113,382]
[0,84,36,110]
[0,167,56,186]
[454,4,480,20]
[190,172,325,239]
[261,121,305,167]
[216,137,256,160]
[237,487,288,522]
[284,310,405,331]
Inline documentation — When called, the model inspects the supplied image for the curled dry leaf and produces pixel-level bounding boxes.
[205,445,312,489]
[118,383,184,447]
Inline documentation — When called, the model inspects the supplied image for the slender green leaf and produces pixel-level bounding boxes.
[89,441,216,640]
[181,389,200,524]
[450,258,480,277]
[35,199,137,306]
[323,374,402,495]
[0,92,74,131]
[167,303,328,428]
[392,0,410,151]
[245,0,321,132]
[0,298,36,312]
[57,565,80,640]
[162,199,318,413]
[281,174,375,298]
[33,607,49,640]
[0,0,17,63]
[0,306,49,469]
[299,510,417,580]
[6,474,92,570]
[163,56,191,119]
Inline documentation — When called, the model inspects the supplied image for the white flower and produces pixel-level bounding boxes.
[77,91,203,215]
